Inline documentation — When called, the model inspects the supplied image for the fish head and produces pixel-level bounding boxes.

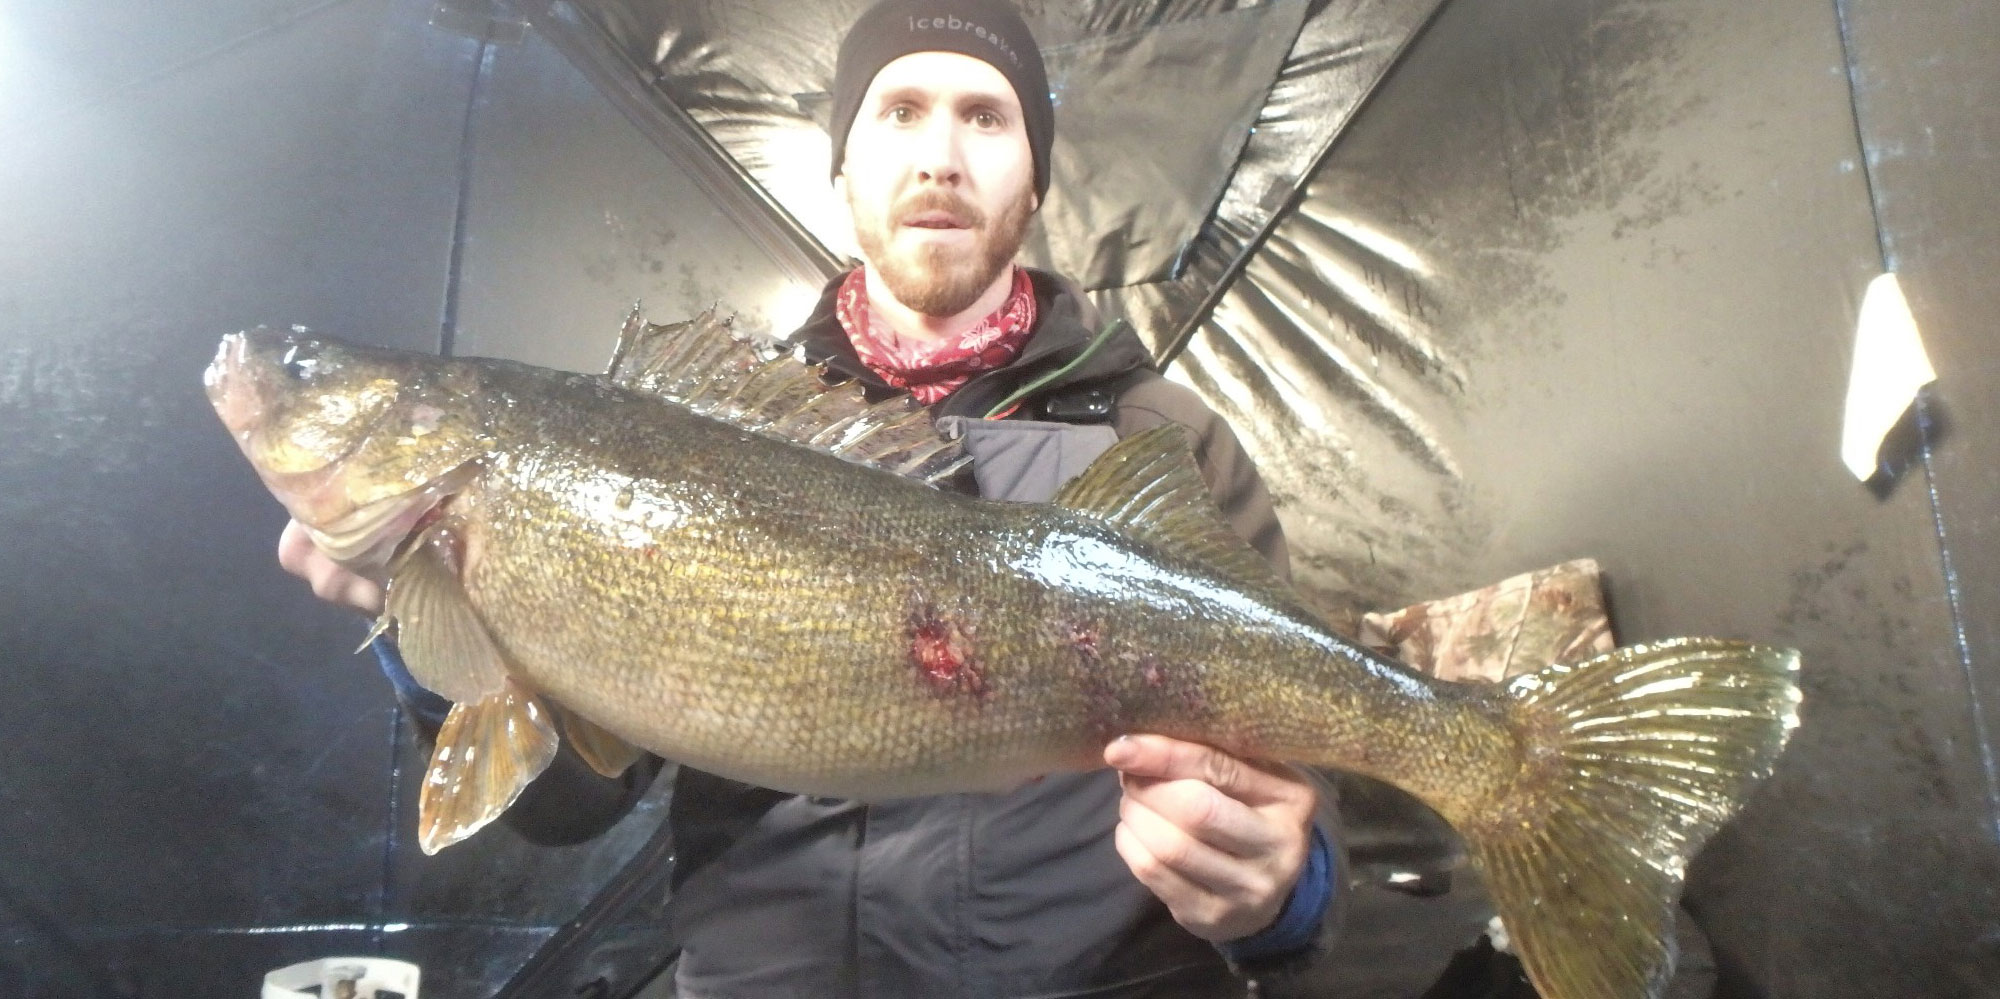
[206,327,489,567]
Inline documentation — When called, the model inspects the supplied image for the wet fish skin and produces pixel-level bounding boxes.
[378,354,1507,807]
[466,406,1475,797]
[206,323,1800,999]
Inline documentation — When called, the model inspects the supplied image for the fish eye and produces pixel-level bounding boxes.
[280,344,318,381]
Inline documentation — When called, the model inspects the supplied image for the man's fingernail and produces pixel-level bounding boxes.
[1105,736,1133,764]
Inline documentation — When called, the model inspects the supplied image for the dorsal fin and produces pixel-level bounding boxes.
[1052,424,1286,592]
[605,305,969,486]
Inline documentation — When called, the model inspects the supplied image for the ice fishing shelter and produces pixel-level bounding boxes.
[1,0,1995,996]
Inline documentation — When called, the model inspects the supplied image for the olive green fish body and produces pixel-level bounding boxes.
[428,365,1507,808]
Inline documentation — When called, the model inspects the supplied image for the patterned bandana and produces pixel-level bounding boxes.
[835,266,1038,405]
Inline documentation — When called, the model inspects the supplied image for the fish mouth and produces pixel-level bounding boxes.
[206,328,480,571]
[205,333,263,436]
[206,330,388,467]
[207,330,381,525]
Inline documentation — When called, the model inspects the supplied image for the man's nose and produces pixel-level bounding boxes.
[910,117,965,186]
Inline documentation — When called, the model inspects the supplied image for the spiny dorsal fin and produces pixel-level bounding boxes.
[605,305,969,486]
[1052,423,1285,592]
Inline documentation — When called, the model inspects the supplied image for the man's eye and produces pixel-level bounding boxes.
[972,111,1001,129]
[889,106,916,124]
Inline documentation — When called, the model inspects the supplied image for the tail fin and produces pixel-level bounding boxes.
[1468,638,1800,999]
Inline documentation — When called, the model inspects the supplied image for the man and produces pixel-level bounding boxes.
[281,1,1341,995]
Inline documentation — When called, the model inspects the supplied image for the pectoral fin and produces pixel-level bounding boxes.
[418,679,560,855]
[550,701,645,778]
[381,526,509,704]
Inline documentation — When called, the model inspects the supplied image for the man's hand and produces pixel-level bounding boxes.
[1105,734,1317,942]
[278,518,385,617]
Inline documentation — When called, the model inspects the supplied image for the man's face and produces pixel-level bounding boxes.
[838,51,1038,317]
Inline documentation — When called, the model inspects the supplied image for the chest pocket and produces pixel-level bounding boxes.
[949,418,1120,503]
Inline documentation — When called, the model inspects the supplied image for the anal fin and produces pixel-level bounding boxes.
[418,679,560,855]
[551,701,645,778]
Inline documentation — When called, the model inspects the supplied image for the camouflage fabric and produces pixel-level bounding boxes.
[1359,559,1616,683]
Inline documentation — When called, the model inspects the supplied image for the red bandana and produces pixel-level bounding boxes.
[835,266,1038,405]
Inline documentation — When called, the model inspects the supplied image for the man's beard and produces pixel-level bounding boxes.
[853,185,1035,317]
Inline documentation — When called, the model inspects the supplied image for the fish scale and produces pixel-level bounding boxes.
[207,312,1802,999]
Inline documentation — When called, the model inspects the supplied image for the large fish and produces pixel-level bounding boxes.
[205,311,1800,999]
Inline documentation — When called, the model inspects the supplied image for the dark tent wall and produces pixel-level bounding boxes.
[1,2,1995,999]
[0,0,793,995]
[1725,0,2000,991]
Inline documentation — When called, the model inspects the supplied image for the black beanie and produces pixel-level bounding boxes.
[827,0,1053,202]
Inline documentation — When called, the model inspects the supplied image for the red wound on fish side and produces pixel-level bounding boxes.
[1066,623,1101,665]
[1067,622,1125,739]
[908,603,986,701]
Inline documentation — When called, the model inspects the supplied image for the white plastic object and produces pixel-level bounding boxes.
[1841,271,1936,480]
[262,957,421,999]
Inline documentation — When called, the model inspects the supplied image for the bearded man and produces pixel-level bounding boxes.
[279,1,1342,995]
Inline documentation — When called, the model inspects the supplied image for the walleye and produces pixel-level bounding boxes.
[205,310,1800,999]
